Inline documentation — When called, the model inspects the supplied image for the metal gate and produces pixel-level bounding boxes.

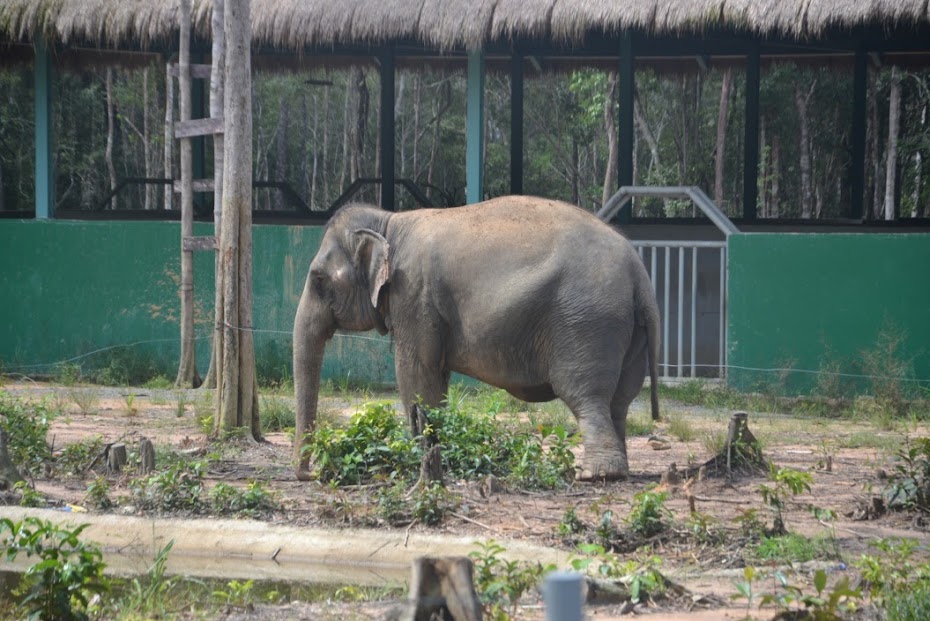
[632,241,727,379]
[597,186,738,380]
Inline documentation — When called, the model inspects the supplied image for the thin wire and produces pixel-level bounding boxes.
[4,328,389,371]
[3,327,928,385]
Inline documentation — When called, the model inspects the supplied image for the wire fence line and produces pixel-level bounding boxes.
[1,328,927,386]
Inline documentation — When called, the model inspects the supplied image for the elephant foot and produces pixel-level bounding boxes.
[575,458,628,482]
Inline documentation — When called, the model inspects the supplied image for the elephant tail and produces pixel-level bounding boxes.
[645,303,661,421]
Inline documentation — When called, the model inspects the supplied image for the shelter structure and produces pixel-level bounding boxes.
[0,0,929,394]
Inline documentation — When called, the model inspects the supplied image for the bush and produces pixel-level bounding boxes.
[0,517,109,621]
[210,481,279,518]
[884,438,930,513]
[129,460,207,514]
[0,391,55,477]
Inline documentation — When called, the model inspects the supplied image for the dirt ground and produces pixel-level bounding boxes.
[3,380,928,620]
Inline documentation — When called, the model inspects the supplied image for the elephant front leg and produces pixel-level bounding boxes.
[567,400,629,482]
[394,348,450,436]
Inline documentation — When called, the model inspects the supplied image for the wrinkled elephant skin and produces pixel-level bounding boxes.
[293,197,660,482]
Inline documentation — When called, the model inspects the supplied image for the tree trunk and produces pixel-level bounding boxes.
[794,83,815,219]
[601,71,619,208]
[884,67,901,221]
[202,0,226,391]
[759,115,768,217]
[216,0,259,439]
[353,69,368,182]
[714,68,733,209]
[412,75,421,180]
[771,133,781,218]
[164,62,175,210]
[869,80,883,219]
[275,96,289,209]
[310,92,320,210]
[339,69,356,191]
[571,138,579,205]
[175,0,200,388]
[143,67,155,210]
[321,85,330,207]
[105,68,118,210]
[916,105,927,217]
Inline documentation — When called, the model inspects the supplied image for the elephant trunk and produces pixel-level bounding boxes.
[293,293,333,481]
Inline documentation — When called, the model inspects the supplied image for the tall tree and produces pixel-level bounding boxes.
[794,82,815,218]
[601,72,618,207]
[203,0,226,390]
[164,62,175,210]
[175,0,200,387]
[143,67,155,210]
[884,67,901,220]
[216,0,259,437]
[105,68,118,210]
[714,68,733,209]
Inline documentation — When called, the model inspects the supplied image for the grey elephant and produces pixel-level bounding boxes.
[293,196,660,482]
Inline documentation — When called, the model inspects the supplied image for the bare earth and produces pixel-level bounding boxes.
[3,380,928,620]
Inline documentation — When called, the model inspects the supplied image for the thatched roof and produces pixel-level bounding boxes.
[1,0,928,52]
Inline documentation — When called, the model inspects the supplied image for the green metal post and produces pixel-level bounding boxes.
[617,33,634,223]
[510,51,524,195]
[34,36,55,219]
[850,47,867,219]
[743,44,760,220]
[466,50,485,204]
[379,46,396,210]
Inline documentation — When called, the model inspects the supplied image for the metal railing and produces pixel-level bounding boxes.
[597,186,738,380]
[632,240,727,379]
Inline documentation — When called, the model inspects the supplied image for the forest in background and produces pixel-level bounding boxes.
[0,59,928,220]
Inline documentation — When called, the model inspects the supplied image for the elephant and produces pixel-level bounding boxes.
[293,196,660,482]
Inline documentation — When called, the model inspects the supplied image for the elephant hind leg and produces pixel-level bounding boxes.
[559,391,627,482]
[610,331,649,458]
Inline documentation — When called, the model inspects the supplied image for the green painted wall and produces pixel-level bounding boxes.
[727,233,930,395]
[0,220,396,385]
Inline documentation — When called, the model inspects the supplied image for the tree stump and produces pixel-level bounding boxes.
[418,445,444,488]
[139,438,156,474]
[0,428,25,490]
[690,412,767,478]
[388,557,483,621]
[107,443,127,474]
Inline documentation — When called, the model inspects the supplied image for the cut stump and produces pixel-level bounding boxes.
[691,412,767,478]
[107,443,127,474]
[139,438,156,474]
[388,557,483,621]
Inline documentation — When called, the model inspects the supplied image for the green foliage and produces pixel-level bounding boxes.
[883,437,930,513]
[68,388,99,417]
[754,533,838,563]
[570,544,665,604]
[212,579,256,609]
[855,538,930,604]
[209,481,279,518]
[0,391,55,476]
[884,583,930,621]
[259,396,295,433]
[375,482,459,526]
[470,540,554,619]
[756,464,813,533]
[0,517,110,621]
[557,506,585,537]
[626,489,670,538]
[304,400,577,490]
[859,324,917,414]
[665,414,695,442]
[86,348,165,386]
[759,569,862,621]
[55,437,106,477]
[118,541,176,619]
[15,481,46,508]
[255,339,294,390]
[624,411,655,437]
[129,460,207,514]
[84,477,113,511]
[142,376,173,390]
[304,402,418,485]
[53,364,82,387]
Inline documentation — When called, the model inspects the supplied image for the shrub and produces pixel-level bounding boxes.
[0,391,55,476]
[0,517,109,621]
[259,396,295,433]
[129,460,207,514]
[626,489,671,538]
[883,438,930,513]
[210,481,279,518]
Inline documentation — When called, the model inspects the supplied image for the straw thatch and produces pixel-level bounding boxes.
[1,0,928,52]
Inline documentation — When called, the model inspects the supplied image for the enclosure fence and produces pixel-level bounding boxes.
[632,240,728,380]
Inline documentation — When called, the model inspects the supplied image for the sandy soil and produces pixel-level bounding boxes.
[2,380,927,620]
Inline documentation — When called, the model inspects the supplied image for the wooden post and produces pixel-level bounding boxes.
[107,443,127,473]
[139,438,156,474]
[175,0,201,388]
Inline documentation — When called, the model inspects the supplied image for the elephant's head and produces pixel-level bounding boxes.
[293,205,390,480]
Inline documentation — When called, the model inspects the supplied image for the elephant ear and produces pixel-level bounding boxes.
[353,228,390,309]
